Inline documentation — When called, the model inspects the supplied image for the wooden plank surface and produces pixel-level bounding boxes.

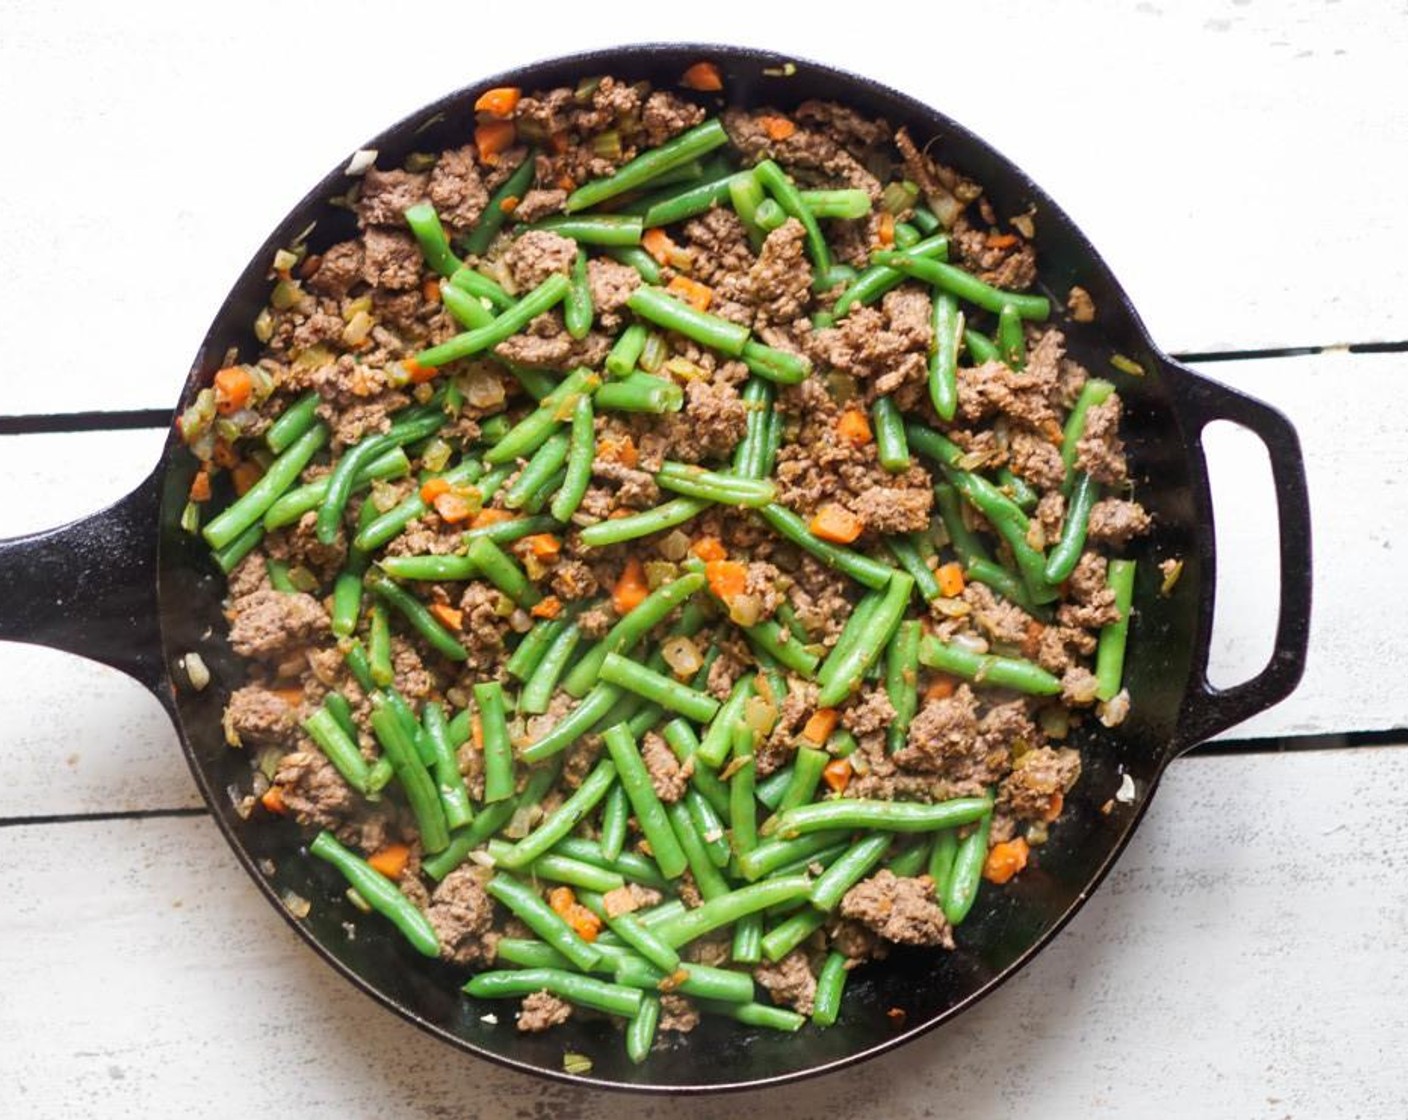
[4,747,1404,1118]
[2,0,1406,415]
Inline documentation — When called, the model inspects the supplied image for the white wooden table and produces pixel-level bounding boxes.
[3,3,1406,1116]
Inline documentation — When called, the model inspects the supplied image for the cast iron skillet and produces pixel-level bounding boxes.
[0,44,1311,1092]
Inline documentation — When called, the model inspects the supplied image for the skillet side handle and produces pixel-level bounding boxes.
[1161,362,1312,751]
[0,466,172,711]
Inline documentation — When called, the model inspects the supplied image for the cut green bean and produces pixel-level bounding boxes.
[561,572,705,697]
[415,272,571,368]
[656,461,776,508]
[484,875,603,973]
[685,788,730,869]
[927,829,960,900]
[472,681,517,804]
[997,466,1039,512]
[799,188,872,220]
[697,1000,805,1033]
[566,118,729,212]
[616,955,753,1004]
[368,602,394,685]
[368,697,450,853]
[323,690,357,741]
[422,760,562,880]
[1045,472,1100,584]
[203,422,328,549]
[759,908,827,963]
[598,783,630,861]
[740,618,821,678]
[603,245,662,284]
[942,810,992,925]
[265,391,320,455]
[497,757,618,870]
[753,159,831,276]
[885,620,922,754]
[696,674,753,768]
[484,367,597,466]
[731,915,764,965]
[817,572,914,707]
[933,481,991,567]
[735,829,850,881]
[599,652,721,722]
[502,429,570,511]
[942,465,1057,604]
[1061,378,1117,484]
[547,395,594,528]
[367,572,468,662]
[754,763,793,811]
[625,286,750,356]
[833,234,948,317]
[461,150,537,256]
[403,200,461,277]
[550,836,669,893]
[353,457,484,552]
[639,169,742,227]
[448,264,515,312]
[261,446,410,530]
[578,893,681,975]
[606,323,648,378]
[872,397,910,472]
[871,250,1050,320]
[594,371,684,413]
[265,558,295,592]
[809,833,892,912]
[316,410,445,545]
[740,338,812,384]
[764,795,993,839]
[301,706,372,793]
[422,701,474,831]
[929,291,961,421]
[886,536,942,602]
[774,747,826,815]
[917,634,1061,695]
[1095,559,1136,701]
[729,725,758,858]
[652,876,813,949]
[661,719,731,819]
[997,302,1026,369]
[440,280,495,329]
[521,622,582,715]
[309,831,439,956]
[758,504,895,590]
[378,554,477,581]
[628,996,660,1064]
[753,198,787,232]
[812,951,848,1026]
[886,836,933,878]
[963,327,1001,364]
[602,724,688,880]
[519,682,624,763]
[533,214,644,247]
[465,966,639,1016]
[464,536,540,607]
[729,170,767,248]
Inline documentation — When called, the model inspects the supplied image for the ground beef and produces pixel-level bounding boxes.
[274,748,356,830]
[682,208,755,288]
[753,951,817,1015]
[1036,624,1097,675]
[391,637,436,699]
[506,188,562,224]
[808,286,931,398]
[551,558,599,601]
[658,994,699,1033]
[999,746,1082,820]
[306,240,364,298]
[263,510,347,584]
[827,918,889,962]
[593,457,660,509]
[1062,665,1101,706]
[501,229,577,292]
[586,256,641,329]
[660,375,749,462]
[957,352,1060,434]
[426,866,497,966]
[223,684,296,747]
[641,90,706,146]
[641,731,688,803]
[361,227,423,291]
[517,991,573,1033]
[951,223,1038,291]
[724,107,882,196]
[965,581,1036,648]
[1075,396,1129,485]
[1008,429,1066,491]
[457,583,507,673]
[893,685,1004,790]
[357,167,428,228]
[842,688,897,737]
[1086,499,1152,546]
[839,871,953,948]
[849,481,933,534]
[226,551,272,599]
[493,311,611,370]
[426,145,489,234]
[1058,552,1121,630]
[227,589,328,658]
[748,219,811,327]
[787,556,852,645]
[1067,285,1096,322]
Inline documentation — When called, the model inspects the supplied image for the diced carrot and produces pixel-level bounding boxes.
[936,562,966,598]
[272,687,305,707]
[1042,791,1065,823]
[432,491,475,523]
[420,477,451,504]
[642,227,676,266]
[876,211,895,248]
[231,460,263,497]
[523,533,561,559]
[924,675,957,702]
[801,708,839,745]
[704,559,747,600]
[596,434,638,468]
[985,232,1019,250]
[402,357,439,384]
[498,195,520,215]
[260,785,287,815]
[188,469,212,503]
[213,366,253,414]
[472,713,484,752]
[680,61,723,91]
[475,120,517,165]
[836,409,872,445]
[1042,417,1066,446]
[758,114,796,141]
[1021,619,1045,660]
[470,508,515,529]
[555,174,577,193]
[530,595,562,620]
[690,536,727,562]
[822,757,853,793]
[568,904,602,941]
[548,886,576,916]
[422,278,442,304]
[368,843,412,880]
[430,603,463,631]
[809,504,863,544]
[474,86,521,118]
[613,557,649,615]
[666,274,714,312]
[982,837,1030,884]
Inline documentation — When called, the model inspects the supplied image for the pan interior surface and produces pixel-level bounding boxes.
[156,45,1202,1090]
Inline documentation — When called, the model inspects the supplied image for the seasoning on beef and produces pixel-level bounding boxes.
[1075,396,1129,485]
[511,188,566,224]
[660,376,749,461]
[306,240,364,298]
[999,746,1082,820]
[426,866,497,965]
[357,167,428,228]
[426,145,489,235]
[501,229,577,292]
[517,990,573,1033]
[223,684,296,747]
[228,589,328,658]
[361,227,423,291]
[839,871,954,948]
[1086,499,1153,546]
[273,747,356,830]
[493,311,611,370]
[586,256,642,329]
[641,90,707,146]
[658,994,700,1033]
[748,218,811,327]
[753,951,818,1015]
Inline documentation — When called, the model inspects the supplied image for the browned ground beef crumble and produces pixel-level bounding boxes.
[183,68,1150,1057]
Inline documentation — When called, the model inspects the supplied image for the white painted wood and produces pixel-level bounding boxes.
[1,0,1406,415]
[3,747,1404,1118]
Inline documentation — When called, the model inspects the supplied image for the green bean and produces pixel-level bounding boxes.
[561,572,705,696]
[997,466,1040,512]
[769,747,823,816]
[885,620,922,754]
[799,188,872,220]
[465,966,639,1016]
[309,831,438,956]
[817,572,913,707]
[594,371,684,413]
[212,523,263,573]
[265,390,320,454]
[620,956,754,1007]
[872,397,910,472]
[506,615,571,681]
[627,702,665,739]
[927,829,960,900]
[502,430,570,511]
[599,651,721,722]
[420,701,474,831]
[367,602,394,685]
[758,504,895,590]
[368,696,450,853]
[492,845,623,896]
[265,558,295,592]
[697,1000,806,1033]
[754,763,794,812]
[447,264,515,312]
[464,536,540,607]
[484,367,597,465]
[759,908,827,963]
[262,446,410,530]
[771,841,851,880]
[440,280,495,329]
[661,719,731,819]
[963,327,1001,364]
[1061,378,1116,484]
[602,724,689,880]
[639,169,742,227]
[598,783,630,862]
[422,760,561,880]
[316,411,445,545]
[366,572,468,662]
[764,795,992,839]
[378,554,477,581]
[652,876,813,949]
[403,200,461,277]
[753,198,787,232]
[966,558,1042,616]
[729,726,759,859]
[732,378,773,479]
[886,836,933,877]
[461,149,537,256]
[885,536,941,602]
[943,465,1057,604]
[301,706,373,794]
[484,875,603,972]
[566,118,729,212]
[472,681,517,805]
[550,836,669,892]
[1044,472,1100,584]
[997,302,1026,369]
[893,221,921,249]
[353,457,484,551]
[323,690,358,741]
[932,483,988,570]
[625,286,750,356]
[490,939,596,972]
[753,159,831,275]
[603,245,662,284]
[532,214,644,247]
[773,600,811,647]
[501,761,621,877]
[606,322,648,378]
[740,338,812,384]
[811,951,849,1027]
[736,830,850,882]
[655,462,775,508]
[520,682,624,762]
[833,234,948,317]
[740,618,821,678]
[681,788,729,871]
[910,205,941,234]
[415,272,571,368]
[728,171,767,248]
[917,634,1061,695]
[1095,559,1136,701]
[521,622,581,715]
[942,809,992,925]
[731,915,764,964]
[628,996,660,1064]
[577,892,681,975]
[696,674,753,768]
[871,250,1050,320]
[342,639,376,693]
[929,291,961,421]
[203,423,328,549]
[809,833,892,912]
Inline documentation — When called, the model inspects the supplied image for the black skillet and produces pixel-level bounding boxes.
[0,44,1311,1092]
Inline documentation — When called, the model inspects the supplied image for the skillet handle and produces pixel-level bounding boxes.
[1160,361,1312,750]
[0,466,173,711]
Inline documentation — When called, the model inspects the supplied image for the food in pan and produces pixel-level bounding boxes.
[178,62,1149,1063]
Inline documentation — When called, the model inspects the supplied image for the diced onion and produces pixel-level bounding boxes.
[728,593,761,628]
[180,652,210,691]
[342,309,375,348]
[272,248,299,274]
[644,561,678,590]
[744,696,777,737]
[345,888,372,914]
[280,890,311,919]
[1098,689,1131,728]
[1115,772,1137,803]
[657,530,691,562]
[661,636,702,678]
[345,148,378,176]
[949,631,989,655]
[461,367,506,409]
